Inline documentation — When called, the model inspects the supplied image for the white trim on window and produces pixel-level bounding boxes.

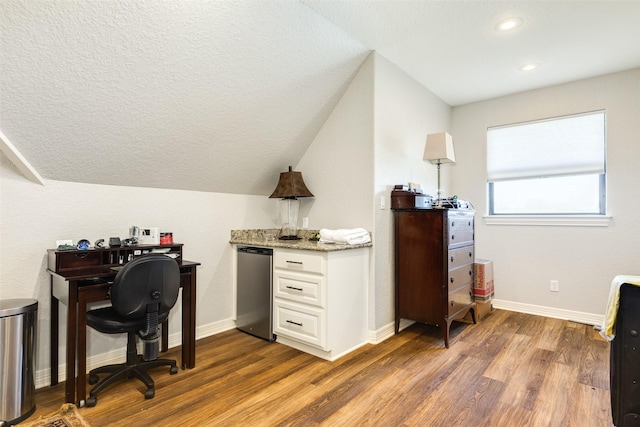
[483,214,612,227]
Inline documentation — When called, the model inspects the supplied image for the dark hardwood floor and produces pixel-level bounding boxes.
[30,309,613,426]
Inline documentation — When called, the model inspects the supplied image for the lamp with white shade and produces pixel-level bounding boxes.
[423,132,456,208]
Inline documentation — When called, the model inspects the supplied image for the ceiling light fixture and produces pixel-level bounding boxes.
[520,63,538,72]
[497,17,523,31]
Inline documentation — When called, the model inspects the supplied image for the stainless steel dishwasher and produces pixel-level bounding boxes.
[236,246,274,341]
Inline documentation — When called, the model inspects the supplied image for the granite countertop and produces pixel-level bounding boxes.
[230,229,372,252]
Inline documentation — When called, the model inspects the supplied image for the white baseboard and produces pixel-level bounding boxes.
[366,301,604,346]
[491,299,604,326]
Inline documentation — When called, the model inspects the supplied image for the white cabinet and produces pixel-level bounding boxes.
[272,247,369,361]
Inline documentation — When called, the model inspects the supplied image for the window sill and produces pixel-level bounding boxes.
[483,215,612,227]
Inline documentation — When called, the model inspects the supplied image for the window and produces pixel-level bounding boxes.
[487,111,606,216]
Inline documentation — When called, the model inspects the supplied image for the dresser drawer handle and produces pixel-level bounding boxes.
[469,252,473,258]
[452,221,455,227]
[450,277,455,283]
[286,319,303,327]
[451,235,455,240]
[451,300,456,306]
[450,256,455,262]
[468,269,473,276]
[286,260,303,265]
[285,285,303,292]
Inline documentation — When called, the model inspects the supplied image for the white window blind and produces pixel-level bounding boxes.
[487,111,605,182]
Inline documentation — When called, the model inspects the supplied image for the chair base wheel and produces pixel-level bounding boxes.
[89,373,99,385]
[170,365,178,375]
[145,388,155,399]
[86,396,97,407]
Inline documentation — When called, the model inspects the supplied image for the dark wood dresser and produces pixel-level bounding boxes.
[392,195,476,347]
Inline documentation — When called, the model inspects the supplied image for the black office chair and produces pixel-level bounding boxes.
[85,254,181,407]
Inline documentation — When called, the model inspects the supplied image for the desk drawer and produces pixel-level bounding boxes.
[56,251,104,271]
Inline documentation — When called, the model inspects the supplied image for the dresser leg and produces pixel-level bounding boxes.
[442,322,450,348]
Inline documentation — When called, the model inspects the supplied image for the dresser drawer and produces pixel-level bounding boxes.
[448,284,473,316]
[448,211,474,231]
[448,264,473,289]
[448,245,474,270]
[274,249,324,275]
[448,228,474,247]
[274,300,325,348]
[274,271,323,307]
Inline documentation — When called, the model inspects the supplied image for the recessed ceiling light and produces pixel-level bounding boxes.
[497,17,523,31]
[520,63,538,72]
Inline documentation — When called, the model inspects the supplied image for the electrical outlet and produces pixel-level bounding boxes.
[380,196,386,210]
[302,217,309,229]
[550,280,559,292]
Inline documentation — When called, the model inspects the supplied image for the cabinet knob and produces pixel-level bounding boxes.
[469,252,473,258]
[468,269,473,276]
[450,277,455,283]
[451,235,455,240]
[452,221,455,227]
[451,300,455,306]
[450,256,455,263]
[631,330,639,337]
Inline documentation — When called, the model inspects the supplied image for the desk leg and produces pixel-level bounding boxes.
[77,289,88,405]
[65,282,78,404]
[180,269,196,369]
[50,289,59,386]
[188,269,196,368]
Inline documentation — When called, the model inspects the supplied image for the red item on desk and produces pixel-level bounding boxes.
[160,232,173,245]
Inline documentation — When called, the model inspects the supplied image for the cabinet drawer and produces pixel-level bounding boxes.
[448,264,473,289]
[448,245,474,270]
[448,284,473,316]
[274,249,324,275]
[274,300,325,348]
[274,272,323,307]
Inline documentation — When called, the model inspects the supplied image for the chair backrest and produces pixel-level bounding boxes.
[110,254,180,321]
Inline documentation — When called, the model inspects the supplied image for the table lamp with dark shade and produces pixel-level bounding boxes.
[269,166,314,240]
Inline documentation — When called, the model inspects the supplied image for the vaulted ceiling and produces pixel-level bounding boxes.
[2,1,639,195]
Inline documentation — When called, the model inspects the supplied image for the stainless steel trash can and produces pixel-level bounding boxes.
[0,299,38,426]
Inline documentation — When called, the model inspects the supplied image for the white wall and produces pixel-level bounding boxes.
[0,155,277,385]
[451,68,640,322]
[373,53,452,331]
[297,52,453,334]
[296,53,375,232]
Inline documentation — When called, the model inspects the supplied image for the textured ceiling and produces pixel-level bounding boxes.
[2,1,639,195]
[0,1,369,194]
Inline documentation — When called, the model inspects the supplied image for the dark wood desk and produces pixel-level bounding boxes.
[47,244,199,404]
